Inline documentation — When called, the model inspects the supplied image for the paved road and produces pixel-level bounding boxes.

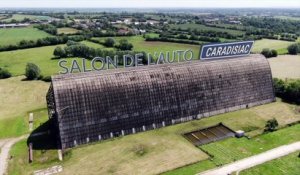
[0,135,28,175]
[198,141,300,175]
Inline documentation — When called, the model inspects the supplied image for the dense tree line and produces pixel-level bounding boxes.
[145,36,201,45]
[273,78,300,103]
[287,43,300,55]
[35,24,57,35]
[0,35,85,52]
[53,41,136,61]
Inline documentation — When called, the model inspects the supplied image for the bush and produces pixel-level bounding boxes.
[117,39,133,51]
[25,63,41,80]
[264,118,279,132]
[53,46,66,58]
[0,68,11,79]
[261,48,277,58]
[287,43,300,55]
[273,78,300,103]
[42,76,52,82]
[103,38,115,47]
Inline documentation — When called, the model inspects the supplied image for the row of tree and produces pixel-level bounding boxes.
[0,35,85,52]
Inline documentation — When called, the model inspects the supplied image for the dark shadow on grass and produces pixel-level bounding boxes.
[27,118,59,150]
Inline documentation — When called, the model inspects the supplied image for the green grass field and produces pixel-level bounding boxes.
[1,14,52,22]
[6,97,300,175]
[252,39,294,54]
[268,55,300,79]
[92,36,201,58]
[170,23,245,36]
[240,152,300,175]
[0,27,51,46]
[163,124,300,175]
[57,27,79,34]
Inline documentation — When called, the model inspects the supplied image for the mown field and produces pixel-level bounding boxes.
[240,152,300,175]
[170,23,245,35]
[7,97,300,175]
[0,27,51,46]
[0,41,105,77]
[268,55,300,79]
[252,39,295,54]
[92,35,201,57]
[57,27,80,34]
[1,14,52,22]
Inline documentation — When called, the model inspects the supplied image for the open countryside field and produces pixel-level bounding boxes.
[268,55,300,79]
[0,41,105,76]
[240,152,300,175]
[0,76,49,138]
[7,97,300,175]
[1,14,53,22]
[170,23,245,35]
[57,27,80,34]
[252,39,294,54]
[92,36,201,58]
[0,27,51,46]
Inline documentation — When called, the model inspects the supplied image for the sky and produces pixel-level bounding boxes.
[0,0,299,8]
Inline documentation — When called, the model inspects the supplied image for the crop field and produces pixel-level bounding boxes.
[7,98,300,175]
[92,36,201,58]
[170,23,245,35]
[1,14,53,22]
[0,27,51,46]
[240,152,300,175]
[268,55,300,79]
[252,39,294,54]
[57,27,80,34]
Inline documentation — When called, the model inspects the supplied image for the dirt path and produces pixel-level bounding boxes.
[0,135,28,175]
[198,141,300,175]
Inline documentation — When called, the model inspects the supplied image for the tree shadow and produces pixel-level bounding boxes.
[27,118,59,150]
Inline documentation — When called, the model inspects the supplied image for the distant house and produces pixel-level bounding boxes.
[145,20,159,25]
[0,23,30,28]
[118,29,129,35]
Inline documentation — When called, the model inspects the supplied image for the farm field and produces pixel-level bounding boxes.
[7,98,300,175]
[252,39,294,54]
[240,152,300,175]
[0,41,105,77]
[57,27,79,34]
[268,55,300,79]
[1,14,53,22]
[170,23,245,35]
[0,27,51,46]
[92,36,201,58]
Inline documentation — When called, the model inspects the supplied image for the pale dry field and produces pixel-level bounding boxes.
[268,55,300,79]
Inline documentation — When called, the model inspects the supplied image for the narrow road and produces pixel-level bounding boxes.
[198,141,300,175]
[0,135,28,175]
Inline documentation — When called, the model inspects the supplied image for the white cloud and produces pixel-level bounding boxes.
[0,0,299,8]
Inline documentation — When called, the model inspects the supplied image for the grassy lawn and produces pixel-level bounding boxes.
[1,14,52,22]
[57,27,79,35]
[170,23,245,36]
[163,124,300,175]
[0,76,49,138]
[92,36,201,58]
[0,27,51,46]
[7,98,300,175]
[252,39,294,54]
[0,41,105,77]
[268,55,300,79]
[240,152,300,175]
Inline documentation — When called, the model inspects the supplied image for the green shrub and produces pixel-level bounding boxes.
[261,48,277,58]
[42,76,52,82]
[103,38,115,47]
[0,68,11,79]
[25,63,41,80]
[264,118,279,132]
[287,43,300,55]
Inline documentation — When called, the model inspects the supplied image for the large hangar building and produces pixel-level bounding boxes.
[47,54,275,149]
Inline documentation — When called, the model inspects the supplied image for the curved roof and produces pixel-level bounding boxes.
[49,54,275,149]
